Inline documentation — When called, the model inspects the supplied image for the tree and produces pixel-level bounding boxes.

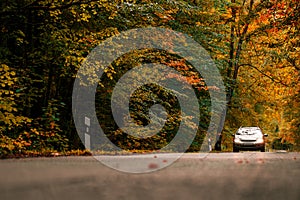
[1,0,298,154]
[0,0,228,153]
[220,0,299,150]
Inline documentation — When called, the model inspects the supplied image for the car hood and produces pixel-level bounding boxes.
[237,135,260,141]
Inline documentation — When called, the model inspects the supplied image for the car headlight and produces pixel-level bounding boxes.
[255,138,264,144]
[234,138,241,143]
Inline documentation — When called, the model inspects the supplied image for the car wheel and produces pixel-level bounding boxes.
[260,147,265,152]
[233,146,239,152]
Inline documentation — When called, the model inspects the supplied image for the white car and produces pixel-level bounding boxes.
[233,127,268,152]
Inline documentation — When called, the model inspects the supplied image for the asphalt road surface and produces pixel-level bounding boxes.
[0,152,299,200]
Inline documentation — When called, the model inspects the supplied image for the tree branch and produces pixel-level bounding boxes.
[238,63,289,87]
[0,0,98,15]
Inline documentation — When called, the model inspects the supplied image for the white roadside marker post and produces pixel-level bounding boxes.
[84,116,91,150]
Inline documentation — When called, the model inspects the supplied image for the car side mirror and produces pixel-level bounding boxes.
[264,134,268,137]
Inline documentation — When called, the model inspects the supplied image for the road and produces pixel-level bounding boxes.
[0,152,299,200]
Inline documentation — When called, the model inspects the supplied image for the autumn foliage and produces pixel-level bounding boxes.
[0,0,299,156]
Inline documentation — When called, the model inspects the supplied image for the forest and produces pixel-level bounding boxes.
[0,0,299,156]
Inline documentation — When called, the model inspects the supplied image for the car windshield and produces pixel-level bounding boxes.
[236,128,261,135]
